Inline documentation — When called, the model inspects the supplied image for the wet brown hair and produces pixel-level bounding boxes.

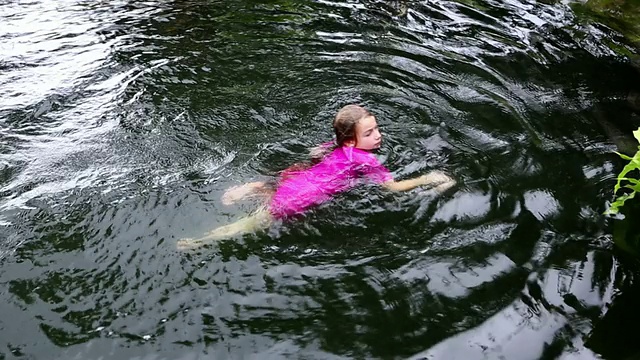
[334,105,373,147]
[276,105,374,182]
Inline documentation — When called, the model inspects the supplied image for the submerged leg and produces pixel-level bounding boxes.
[177,208,272,250]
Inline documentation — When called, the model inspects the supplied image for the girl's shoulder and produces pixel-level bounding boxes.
[340,147,380,165]
[309,141,337,160]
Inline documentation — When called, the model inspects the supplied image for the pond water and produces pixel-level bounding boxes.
[1,0,640,359]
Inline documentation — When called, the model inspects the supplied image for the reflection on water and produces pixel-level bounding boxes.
[1,0,639,358]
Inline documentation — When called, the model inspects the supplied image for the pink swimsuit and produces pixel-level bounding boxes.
[269,146,393,219]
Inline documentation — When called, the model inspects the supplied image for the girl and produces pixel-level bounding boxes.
[177,105,455,250]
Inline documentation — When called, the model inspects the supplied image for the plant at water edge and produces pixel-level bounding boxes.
[606,128,640,216]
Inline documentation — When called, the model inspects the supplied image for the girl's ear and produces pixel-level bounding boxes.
[345,139,355,147]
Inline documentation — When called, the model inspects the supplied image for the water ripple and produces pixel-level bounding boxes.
[0,0,636,358]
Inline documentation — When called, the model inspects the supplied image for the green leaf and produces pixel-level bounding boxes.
[625,183,640,192]
[605,205,620,215]
[619,177,640,186]
[614,161,640,194]
[616,151,634,161]
[606,192,637,215]
[606,128,640,215]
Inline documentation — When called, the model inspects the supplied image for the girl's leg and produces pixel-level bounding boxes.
[177,208,272,250]
[221,181,268,205]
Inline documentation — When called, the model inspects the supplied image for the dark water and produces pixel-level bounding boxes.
[1,0,640,359]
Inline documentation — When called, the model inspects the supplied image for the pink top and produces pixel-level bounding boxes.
[269,146,393,218]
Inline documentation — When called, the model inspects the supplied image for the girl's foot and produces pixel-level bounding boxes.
[176,209,272,251]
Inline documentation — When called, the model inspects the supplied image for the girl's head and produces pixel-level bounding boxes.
[334,105,382,150]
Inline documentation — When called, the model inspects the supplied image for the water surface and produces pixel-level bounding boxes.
[1,0,639,359]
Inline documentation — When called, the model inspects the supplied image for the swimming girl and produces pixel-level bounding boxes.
[177,105,455,249]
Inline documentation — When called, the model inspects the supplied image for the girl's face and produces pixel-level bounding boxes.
[353,115,382,150]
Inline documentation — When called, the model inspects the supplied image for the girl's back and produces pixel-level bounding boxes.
[269,146,392,218]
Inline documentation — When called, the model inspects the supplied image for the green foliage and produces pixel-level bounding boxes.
[606,128,640,215]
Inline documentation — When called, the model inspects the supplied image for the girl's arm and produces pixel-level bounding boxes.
[383,171,455,192]
[221,181,268,205]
